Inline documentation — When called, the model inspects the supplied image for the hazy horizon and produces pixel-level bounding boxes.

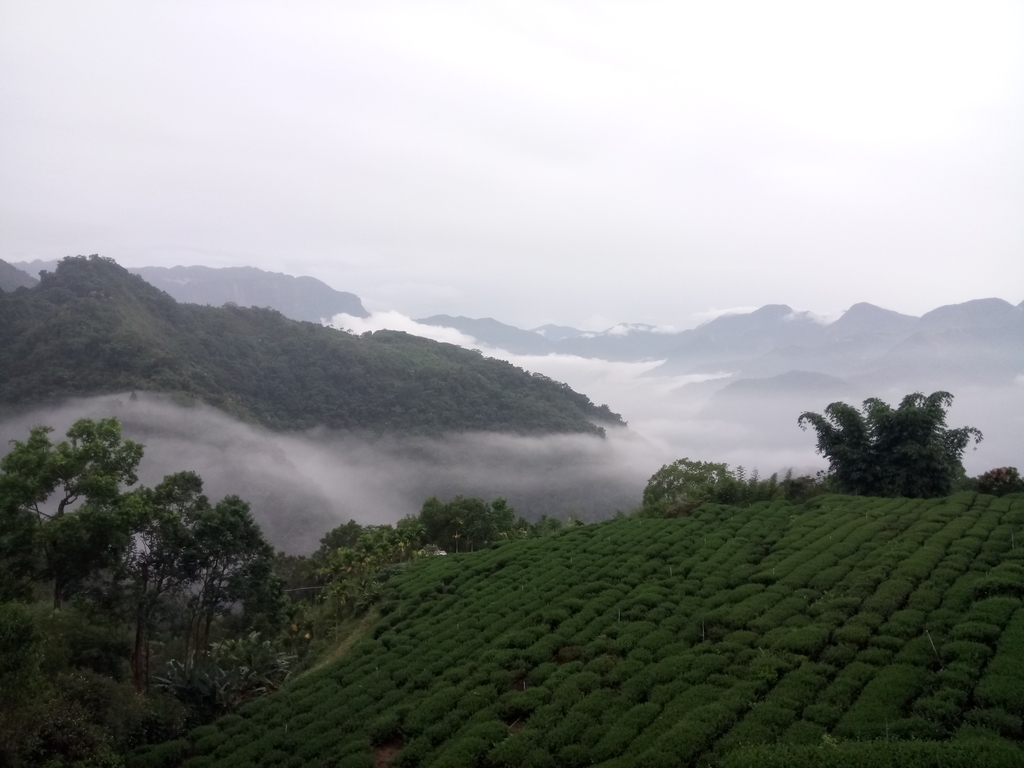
[3,1,1022,329]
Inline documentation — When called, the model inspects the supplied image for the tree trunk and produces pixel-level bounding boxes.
[132,565,150,692]
[132,616,146,693]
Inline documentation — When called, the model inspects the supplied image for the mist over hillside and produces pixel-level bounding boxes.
[340,302,1024,477]
[0,394,659,554]
[2,257,1019,557]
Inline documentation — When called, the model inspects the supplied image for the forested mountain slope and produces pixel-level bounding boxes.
[12,260,368,322]
[0,259,38,292]
[141,492,1024,768]
[0,256,621,435]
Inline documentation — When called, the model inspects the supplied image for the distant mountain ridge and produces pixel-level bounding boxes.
[417,298,1024,396]
[0,256,622,436]
[416,315,552,355]
[11,259,368,323]
[13,256,1020,397]
[0,259,38,292]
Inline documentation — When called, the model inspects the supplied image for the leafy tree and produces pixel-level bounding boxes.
[183,495,284,661]
[0,417,294,764]
[314,519,364,562]
[532,515,565,537]
[642,458,733,513]
[640,459,825,516]
[798,391,982,498]
[119,472,205,692]
[778,469,834,503]
[318,522,428,616]
[419,496,517,553]
[975,467,1024,497]
[0,418,143,608]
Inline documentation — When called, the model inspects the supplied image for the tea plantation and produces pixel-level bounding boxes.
[136,493,1024,767]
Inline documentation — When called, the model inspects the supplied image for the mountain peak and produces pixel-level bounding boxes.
[919,298,1018,330]
[825,302,918,338]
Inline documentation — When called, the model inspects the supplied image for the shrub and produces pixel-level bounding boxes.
[719,704,795,748]
[882,610,926,639]
[913,694,962,728]
[895,636,939,667]
[835,664,925,739]
[650,702,741,763]
[964,707,1022,737]
[952,622,1001,644]
[867,634,904,653]
[941,641,993,672]
[722,738,1024,768]
[820,643,857,666]
[862,578,914,617]
[764,663,830,711]
[763,626,830,656]
[855,648,893,666]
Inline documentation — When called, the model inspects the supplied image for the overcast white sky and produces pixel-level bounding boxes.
[2,0,1022,329]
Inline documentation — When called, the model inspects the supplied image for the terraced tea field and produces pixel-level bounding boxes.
[136,493,1024,767]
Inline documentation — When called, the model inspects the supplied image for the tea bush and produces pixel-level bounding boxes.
[132,492,1024,767]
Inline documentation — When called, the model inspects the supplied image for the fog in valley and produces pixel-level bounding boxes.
[332,309,1024,473]
[2,354,1019,555]
[0,395,661,554]
[2,1,1022,555]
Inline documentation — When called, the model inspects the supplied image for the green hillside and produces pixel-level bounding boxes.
[138,492,1024,768]
[0,256,621,434]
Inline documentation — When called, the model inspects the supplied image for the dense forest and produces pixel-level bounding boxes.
[0,256,622,435]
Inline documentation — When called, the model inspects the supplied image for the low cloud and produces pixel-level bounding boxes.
[330,311,478,347]
[690,307,760,324]
[4,322,1017,556]
[605,323,680,336]
[0,395,667,554]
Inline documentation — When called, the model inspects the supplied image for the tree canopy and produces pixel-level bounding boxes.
[798,391,982,498]
[639,459,829,516]
[0,417,143,607]
[0,418,283,699]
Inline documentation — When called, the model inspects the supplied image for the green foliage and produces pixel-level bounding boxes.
[151,493,1024,766]
[0,601,44,693]
[640,460,828,516]
[419,495,517,553]
[974,467,1024,497]
[0,419,284,767]
[154,633,294,720]
[799,391,982,498]
[0,604,190,768]
[723,738,1024,768]
[0,417,143,608]
[641,458,733,510]
[0,255,622,436]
